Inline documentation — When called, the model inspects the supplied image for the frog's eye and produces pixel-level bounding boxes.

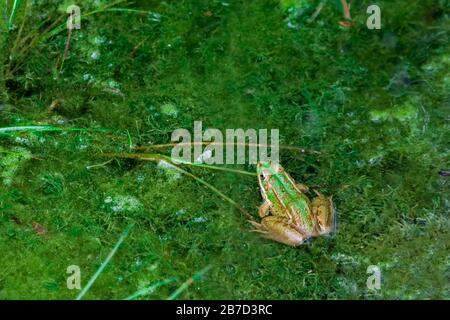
[261,169,271,179]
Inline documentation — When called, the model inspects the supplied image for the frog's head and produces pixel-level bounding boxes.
[311,193,336,235]
[257,161,281,181]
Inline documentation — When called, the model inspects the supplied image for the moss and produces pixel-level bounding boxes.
[0,0,448,299]
[160,103,179,117]
[0,147,32,186]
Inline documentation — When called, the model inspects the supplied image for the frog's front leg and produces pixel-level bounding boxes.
[249,216,308,246]
[259,201,271,218]
[311,190,336,236]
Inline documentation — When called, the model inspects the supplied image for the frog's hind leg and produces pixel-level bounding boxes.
[260,216,307,247]
[311,190,335,236]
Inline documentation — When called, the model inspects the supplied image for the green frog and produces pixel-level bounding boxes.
[249,161,336,246]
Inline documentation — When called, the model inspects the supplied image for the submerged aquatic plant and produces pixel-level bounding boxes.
[0,0,447,300]
[76,223,134,300]
[0,146,31,185]
[1,0,155,84]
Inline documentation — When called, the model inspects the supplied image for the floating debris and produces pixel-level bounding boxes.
[176,209,186,217]
[368,155,383,166]
[148,12,162,23]
[90,51,100,60]
[439,170,450,177]
[160,103,178,117]
[103,195,144,214]
[83,74,95,82]
[14,137,32,146]
[93,36,108,45]
[32,221,48,236]
[136,174,145,184]
[102,80,123,96]
[157,160,182,181]
[157,160,178,170]
[193,216,208,224]
[76,137,89,150]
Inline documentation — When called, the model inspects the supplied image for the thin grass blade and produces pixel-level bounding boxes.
[167,266,212,300]
[124,277,177,300]
[76,224,134,300]
[7,0,22,32]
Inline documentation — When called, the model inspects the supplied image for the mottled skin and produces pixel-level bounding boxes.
[249,161,335,246]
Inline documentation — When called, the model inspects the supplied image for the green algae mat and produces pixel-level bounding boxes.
[0,0,448,299]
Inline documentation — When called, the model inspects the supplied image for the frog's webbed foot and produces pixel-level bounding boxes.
[259,201,271,218]
[252,216,307,247]
[311,190,335,236]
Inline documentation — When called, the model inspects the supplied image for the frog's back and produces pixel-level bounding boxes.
[269,172,310,211]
